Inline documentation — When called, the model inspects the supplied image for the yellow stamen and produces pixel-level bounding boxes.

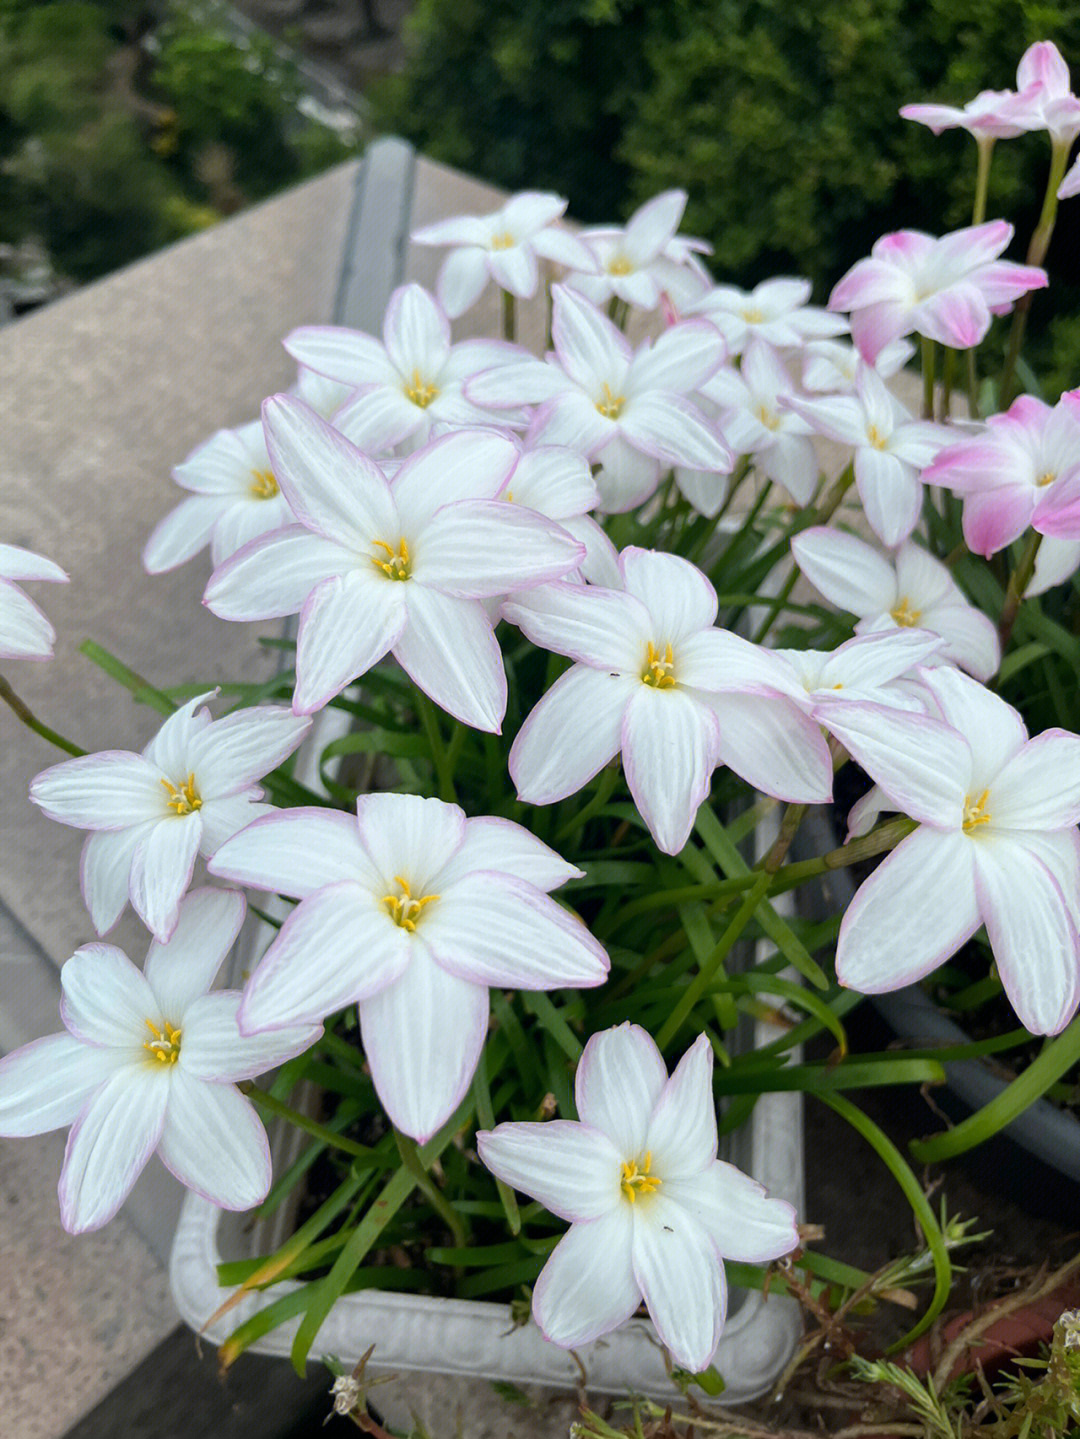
[1037,470,1056,487]
[143,1017,182,1064]
[595,382,626,420]
[372,536,411,580]
[866,424,888,451]
[248,468,279,499]
[742,307,765,324]
[381,874,439,932]
[754,402,781,432]
[161,773,202,815]
[621,1151,661,1204]
[404,368,440,408]
[890,597,922,627]
[962,789,992,833]
[641,640,676,689]
[490,231,516,250]
[607,256,633,276]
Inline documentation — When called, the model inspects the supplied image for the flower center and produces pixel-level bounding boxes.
[754,402,781,432]
[490,231,515,251]
[381,874,439,931]
[404,369,440,408]
[742,307,765,324]
[607,256,634,276]
[641,640,676,689]
[621,1151,661,1204]
[1037,470,1056,487]
[248,468,279,499]
[890,597,922,627]
[962,789,992,833]
[143,1017,181,1065]
[595,382,626,420]
[161,772,202,815]
[866,424,888,451]
[372,537,411,580]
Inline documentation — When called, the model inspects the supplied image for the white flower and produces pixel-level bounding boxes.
[771,630,943,716]
[0,542,68,660]
[706,340,819,505]
[466,286,731,512]
[684,277,847,357]
[817,666,1080,1035]
[478,1024,799,1371]
[204,401,585,729]
[782,365,948,547]
[801,337,915,394]
[791,527,1001,681]
[505,548,833,855]
[284,284,524,455]
[29,693,310,942]
[411,191,599,317]
[0,889,319,1232]
[209,794,609,1142]
[567,190,712,311]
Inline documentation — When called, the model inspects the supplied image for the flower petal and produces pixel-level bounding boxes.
[359,947,489,1142]
[393,586,506,732]
[619,392,733,472]
[627,320,726,396]
[355,791,467,892]
[80,822,155,935]
[143,495,228,574]
[974,836,1080,1035]
[477,1120,621,1222]
[503,580,650,670]
[632,1194,727,1372]
[187,706,311,798]
[284,325,396,385]
[437,247,490,318]
[713,692,833,804]
[330,384,420,453]
[551,285,632,390]
[855,448,921,547]
[532,1208,640,1349]
[510,665,632,804]
[58,1068,168,1232]
[129,816,203,942]
[413,500,584,597]
[390,430,519,528]
[619,547,718,639]
[203,525,351,621]
[623,687,721,855]
[143,887,247,1020]
[382,284,451,379]
[208,808,376,897]
[434,816,581,892]
[988,731,1080,829]
[239,882,412,1031]
[180,992,319,1082]
[0,543,68,583]
[575,1023,667,1157]
[158,1069,271,1209]
[60,943,156,1048]
[664,1163,799,1263]
[644,1034,716,1179]
[294,572,405,715]
[837,827,980,991]
[30,752,164,830]
[0,1033,127,1137]
[916,665,1026,788]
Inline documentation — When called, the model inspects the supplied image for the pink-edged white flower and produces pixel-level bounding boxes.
[1009,41,1080,146]
[0,542,67,660]
[782,365,948,546]
[769,630,943,717]
[923,394,1080,555]
[209,794,609,1142]
[829,222,1048,364]
[295,364,353,419]
[791,528,1001,681]
[478,1024,798,1371]
[204,402,584,728]
[684,277,847,357]
[817,666,1080,1035]
[284,284,523,455]
[505,548,833,855]
[144,418,295,575]
[801,337,915,394]
[567,190,712,311]
[466,285,731,512]
[900,89,1030,141]
[497,434,618,591]
[411,192,598,318]
[29,693,310,942]
[0,889,319,1232]
[706,340,819,505]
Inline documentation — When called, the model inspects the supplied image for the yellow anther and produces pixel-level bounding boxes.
[161,773,202,815]
[595,382,626,420]
[754,403,781,432]
[490,231,516,250]
[641,640,676,689]
[607,256,634,276]
[962,789,992,833]
[248,468,279,499]
[381,874,439,932]
[742,307,765,324]
[404,369,440,408]
[143,1017,182,1064]
[890,597,922,627]
[1037,470,1056,487]
[372,536,411,580]
[866,424,888,451]
[621,1152,662,1204]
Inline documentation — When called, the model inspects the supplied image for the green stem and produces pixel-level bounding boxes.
[239,1083,373,1160]
[750,465,854,646]
[972,134,995,226]
[921,336,935,420]
[998,529,1043,650]
[501,289,516,343]
[0,675,85,755]
[1000,138,1071,407]
[415,689,456,802]
[939,347,955,422]
[555,763,619,842]
[762,803,807,875]
[393,1129,467,1249]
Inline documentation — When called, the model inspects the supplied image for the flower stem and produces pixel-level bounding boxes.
[415,688,457,803]
[920,336,935,420]
[998,529,1043,650]
[762,803,807,875]
[393,1129,467,1250]
[238,1082,373,1160]
[0,675,85,755]
[972,134,995,226]
[502,289,516,343]
[1000,138,1071,408]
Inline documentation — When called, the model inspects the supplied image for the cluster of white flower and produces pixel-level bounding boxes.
[5,37,1080,1374]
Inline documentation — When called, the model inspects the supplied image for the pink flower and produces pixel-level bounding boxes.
[1009,42,1080,145]
[829,222,1047,364]
[900,90,1030,141]
[923,394,1080,555]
